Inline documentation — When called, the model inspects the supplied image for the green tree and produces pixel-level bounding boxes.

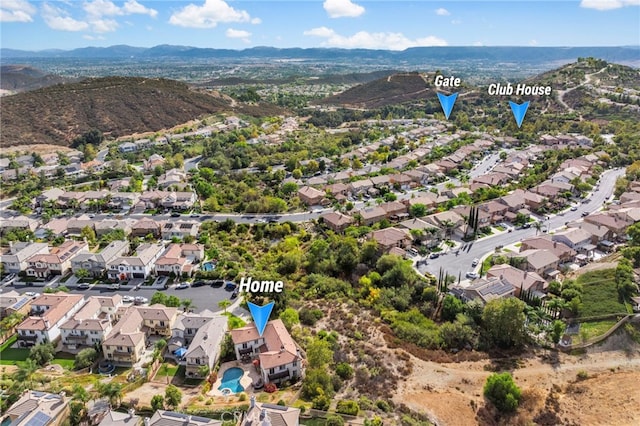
[306,338,333,369]
[279,308,299,330]
[336,400,359,415]
[13,358,39,390]
[97,382,123,407]
[164,384,182,409]
[409,203,427,218]
[151,394,165,411]
[75,268,90,280]
[29,342,55,366]
[325,415,345,426]
[74,348,98,370]
[483,372,522,413]
[80,226,97,245]
[441,295,463,322]
[481,298,527,349]
[218,299,231,313]
[550,320,565,344]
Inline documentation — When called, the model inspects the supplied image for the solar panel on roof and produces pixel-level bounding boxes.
[25,411,52,426]
[163,412,188,419]
[13,297,29,310]
[190,416,212,423]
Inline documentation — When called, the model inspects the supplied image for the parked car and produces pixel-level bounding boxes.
[110,283,120,290]
[211,280,225,287]
[407,248,419,257]
[176,282,190,289]
[192,280,206,287]
[123,295,135,303]
[570,206,578,211]
[466,272,479,279]
[134,296,148,305]
[225,281,237,291]
[171,212,181,218]
[77,283,90,290]
[429,252,440,259]
[471,258,479,267]
[581,211,589,217]
[522,223,531,229]
[25,292,40,298]
[230,289,239,299]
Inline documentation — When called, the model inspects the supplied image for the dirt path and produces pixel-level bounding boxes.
[555,66,608,118]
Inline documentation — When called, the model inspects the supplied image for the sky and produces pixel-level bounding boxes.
[1,0,639,51]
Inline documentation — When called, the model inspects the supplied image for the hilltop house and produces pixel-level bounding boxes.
[230,319,303,385]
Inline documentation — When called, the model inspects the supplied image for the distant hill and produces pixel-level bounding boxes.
[0,65,73,94]
[2,45,639,66]
[199,70,397,87]
[317,72,441,108]
[0,77,238,146]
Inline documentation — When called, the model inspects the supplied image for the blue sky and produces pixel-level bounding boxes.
[1,1,639,50]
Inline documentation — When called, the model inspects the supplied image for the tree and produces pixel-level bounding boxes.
[181,299,195,312]
[80,226,97,245]
[410,203,427,218]
[441,295,463,322]
[279,308,299,330]
[218,299,231,313]
[75,268,90,280]
[481,298,527,349]
[74,348,98,370]
[29,342,55,366]
[306,338,333,369]
[164,384,182,409]
[98,382,123,407]
[151,395,165,411]
[550,320,565,344]
[13,358,39,390]
[483,372,522,413]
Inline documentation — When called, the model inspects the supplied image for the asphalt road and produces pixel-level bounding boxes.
[6,281,237,314]
[417,167,625,281]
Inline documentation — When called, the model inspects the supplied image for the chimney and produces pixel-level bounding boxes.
[250,395,256,410]
[144,418,150,426]
[280,345,284,353]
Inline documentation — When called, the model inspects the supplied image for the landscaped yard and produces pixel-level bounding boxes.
[156,363,181,377]
[51,352,76,369]
[0,336,29,365]
[574,319,619,344]
[576,269,627,318]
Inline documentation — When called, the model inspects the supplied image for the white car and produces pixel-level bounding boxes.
[25,292,40,298]
[471,258,479,267]
[466,272,479,279]
[134,296,148,305]
[122,295,135,303]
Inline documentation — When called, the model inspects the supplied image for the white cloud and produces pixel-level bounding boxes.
[323,0,365,18]
[435,7,450,16]
[42,3,89,31]
[169,0,257,28]
[472,41,484,46]
[83,0,122,18]
[91,18,119,33]
[529,39,538,46]
[580,0,639,10]
[83,34,106,40]
[303,27,447,50]
[226,28,251,43]
[123,0,158,18]
[0,0,37,22]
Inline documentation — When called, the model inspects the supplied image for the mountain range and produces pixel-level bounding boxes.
[2,45,639,65]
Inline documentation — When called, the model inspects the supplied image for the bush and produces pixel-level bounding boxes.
[483,372,521,413]
[375,399,391,412]
[299,308,324,326]
[29,343,55,366]
[325,414,345,426]
[335,362,354,380]
[264,383,277,393]
[336,400,359,416]
[576,370,589,380]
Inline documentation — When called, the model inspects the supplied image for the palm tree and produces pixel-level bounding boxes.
[545,298,568,320]
[98,383,123,408]
[13,359,39,391]
[533,221,542,235]
[181,299,194,313]
[218,300,231,314]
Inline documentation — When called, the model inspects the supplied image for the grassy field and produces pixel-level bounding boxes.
[157,363,180,377]
[576,269,627,318]
[0,336,29,365]
[576,319,619,343]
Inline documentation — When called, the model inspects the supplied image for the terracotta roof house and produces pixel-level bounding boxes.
[320,212,354,233]
[231,319,303,385]
[520,236,576,263]
[472,172,509,187]
[297,186,325,206]
[349,179,374,194]
[324,183,349,196]
[98,409,140,426]
[25,240,89,279]
[60,295,123,350]
[155,243,204,277]
[72,240,129,277]
[583,213,632,240]
[512,249,560,277]
[131,218,161,238]
[487,264,547,297]
[369,228,412,252]
[380,201,408,218]
[107,243,165,281]
[452,277,515,304]
[16,293,85,347]
[551,228,594,252]
[357,206,387,226]
[1,242,49,274]
[0,216,38,234]
[620,191,640,204]
[370,175,391,187]
[499,189,528,212]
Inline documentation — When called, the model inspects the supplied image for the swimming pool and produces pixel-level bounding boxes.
[218,367,245,393]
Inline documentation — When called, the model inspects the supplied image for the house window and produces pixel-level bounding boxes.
[159,321,165,327]
[279,365,285,371]
[293,361,298,367]
[242,343,247,349]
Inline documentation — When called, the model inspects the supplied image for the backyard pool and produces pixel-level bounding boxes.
[218,367,245,393]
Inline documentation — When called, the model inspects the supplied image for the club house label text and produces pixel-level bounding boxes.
[239,276,284,293]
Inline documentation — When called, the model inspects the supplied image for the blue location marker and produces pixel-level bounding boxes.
[248,301,275,337]
[437,92,458,120]
[509,101,530,128]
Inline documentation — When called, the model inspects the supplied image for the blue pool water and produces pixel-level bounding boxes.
[218,367,244,393]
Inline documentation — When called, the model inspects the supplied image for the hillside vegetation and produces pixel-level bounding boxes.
[0,65,73,93]
[0,77,235,146]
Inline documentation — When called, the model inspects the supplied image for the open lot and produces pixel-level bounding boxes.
[575,268,628,317]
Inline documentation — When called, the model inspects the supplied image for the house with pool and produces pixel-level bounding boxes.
[230,319,303,385]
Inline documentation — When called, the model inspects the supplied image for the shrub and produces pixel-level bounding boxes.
[74,348,98,370]
[238,393,247,402]
[325,414,345,426]
[483,372,521,413]
[577,370,589,380]
[276,399,286,406]
[264,383,277,393]
[375,399,391,412]
[299,308,324,326]
[336,400,359,416]
[335,362,354,380]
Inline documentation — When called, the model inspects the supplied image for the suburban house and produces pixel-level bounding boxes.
[511,249,560,278]
[487,264,547,297]
[16,293,85,347]
[241,396,301,426]
[0,216,38,234]
[230,319,303,385]
[143,154,165,171]
[478,201,510,224]
[157,169,188,189]
[25,240,89,278]
[60,295,123,350]
[4,391,69,426]
[320,211,354,233]
[71,240,130,277]
[583,213,633,241]
[0,290,32,317]
[147,411,221,426]
[66,219,96,236]
[349,179,374,195]
[0,242,49,274]
[357,206,387,226]
[499,189,528,212]
[97,409,140,426]
[170,310,217,351]
[551,228,595,254]
[183,315,228,378]
[520,236,577,263]
[369,228,412,253]
[380,201,409,219]
[297,186,325,205]
[451,277,515,304]
[131,218,161,238]
[107,243,165,281]
[155,243,205,277]
[160,221,200,240]
[95,220,133,237]
[103,305,178,365]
